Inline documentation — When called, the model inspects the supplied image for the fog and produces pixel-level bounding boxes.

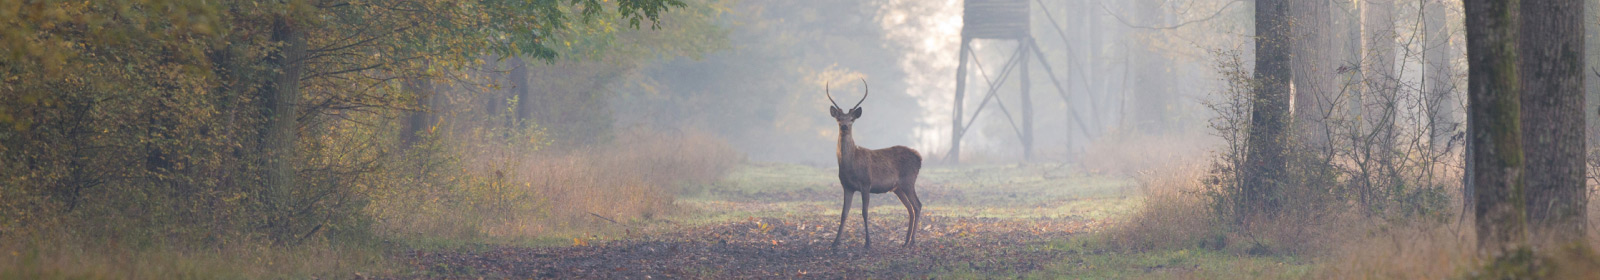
[18,0,1600,278]
[600,0,1254,164]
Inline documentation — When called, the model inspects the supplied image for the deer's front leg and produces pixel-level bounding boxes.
[860,190,871,249]
[831,189,856,250]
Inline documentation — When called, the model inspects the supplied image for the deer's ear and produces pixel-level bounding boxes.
[829,106,843,118]
[849,107,862,118]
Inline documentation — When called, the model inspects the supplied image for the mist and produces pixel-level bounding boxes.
[11,0,1600,278]
[596,0,1251,164]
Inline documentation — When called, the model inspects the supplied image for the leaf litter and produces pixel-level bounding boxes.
[388,214,1102,279]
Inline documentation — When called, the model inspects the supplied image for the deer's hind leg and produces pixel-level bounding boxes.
[894,190,916,247]
[904,178,922,246]
[831,189,856,250]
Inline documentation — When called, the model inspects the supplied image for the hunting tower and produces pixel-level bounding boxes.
[948,0,1079,163]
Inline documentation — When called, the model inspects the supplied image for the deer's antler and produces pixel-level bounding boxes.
[826,81,841,108]
[852,78,868,109]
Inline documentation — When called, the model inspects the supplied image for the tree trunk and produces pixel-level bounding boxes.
[1243,0,1293,218]
[1291,0,1336,150]
[263,18,306,241]
[1425,0,1460,154]
[1364,0,1398,150]
[1518,0,1587,247]
[1425,0,1468,214]
[1083,1,1110,135]
[1129,0,1172,134]
[1465,0,1528,253]
[1336,0,1361,120]
[400,78,438,147]
[1587,0,1600,147]
[510,56,533,125]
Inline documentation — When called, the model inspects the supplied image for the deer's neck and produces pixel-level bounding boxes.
[837,130,858,169]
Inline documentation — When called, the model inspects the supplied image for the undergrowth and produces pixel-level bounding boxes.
[1097,47,1600,279]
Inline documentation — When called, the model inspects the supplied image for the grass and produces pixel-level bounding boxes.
[680,162,1139,221]
[1012,236,1312,279]
[1025,247,1305,279]
[0,234,394,279]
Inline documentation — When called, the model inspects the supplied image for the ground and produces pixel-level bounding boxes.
[386,163,1308,279]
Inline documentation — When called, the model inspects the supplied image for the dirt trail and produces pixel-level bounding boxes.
[392,215,1102,279]
[388,164,1130,279]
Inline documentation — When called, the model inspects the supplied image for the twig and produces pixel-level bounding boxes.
[1099,0,1244,31]
[294,223,325,246]
[588,212,619,224]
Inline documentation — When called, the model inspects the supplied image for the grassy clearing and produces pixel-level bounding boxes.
[667,160,1313,278]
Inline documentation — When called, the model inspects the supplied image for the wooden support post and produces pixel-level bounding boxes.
[961,43,1026,133]
[1030,38,1094,139]
[1020,41,1034,160]
[950,37,973,164]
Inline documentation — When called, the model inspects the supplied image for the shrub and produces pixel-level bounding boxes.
[368,126,742,240]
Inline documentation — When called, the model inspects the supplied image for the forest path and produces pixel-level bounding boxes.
[390,163,1135,279]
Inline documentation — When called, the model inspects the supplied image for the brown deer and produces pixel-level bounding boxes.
[826,78,924,250]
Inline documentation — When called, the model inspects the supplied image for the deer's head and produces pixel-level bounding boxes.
[827,79,869,134]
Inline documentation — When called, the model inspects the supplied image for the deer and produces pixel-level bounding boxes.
[826,78,924,251]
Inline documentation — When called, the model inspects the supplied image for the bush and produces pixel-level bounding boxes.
[1112,48,1459,257]
[1108,164,1225,252]
[368,126,742,241]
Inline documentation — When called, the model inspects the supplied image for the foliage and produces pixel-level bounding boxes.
[0,0,710,254]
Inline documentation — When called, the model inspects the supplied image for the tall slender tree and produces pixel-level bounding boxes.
[1465,0,1528,253]
[1425,0,1458,154]
[510,57,534,124]
[401,78,439,148]
[1129,0,1174,134]
[1519,0,1587,247]
[1243,0,1293,217]
[1364,0,1398,148]
[1587,0,1600,147]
